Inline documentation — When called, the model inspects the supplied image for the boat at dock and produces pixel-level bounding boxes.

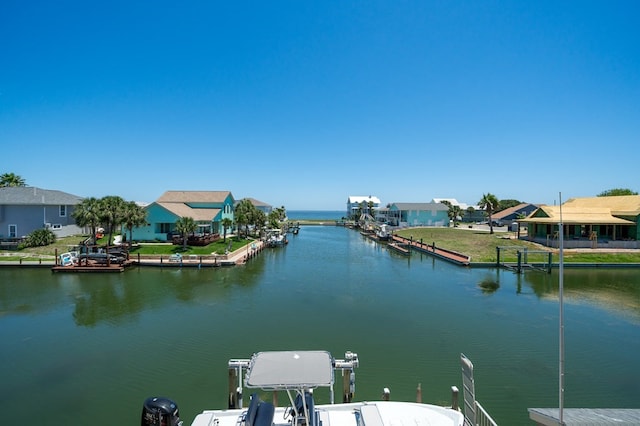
[266,229,288,247]
[141,350,495,426]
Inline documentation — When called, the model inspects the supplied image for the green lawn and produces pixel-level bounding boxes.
[395,227,640,264]
[2,234,252,260]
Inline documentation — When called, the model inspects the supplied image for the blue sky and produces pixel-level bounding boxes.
[1,1,639,210]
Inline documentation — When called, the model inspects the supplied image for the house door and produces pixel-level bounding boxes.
[8,224,17,238]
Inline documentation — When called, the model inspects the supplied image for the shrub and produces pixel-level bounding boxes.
[24,228,57,247]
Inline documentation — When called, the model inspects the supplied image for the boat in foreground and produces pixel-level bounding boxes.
[142,350,493,426]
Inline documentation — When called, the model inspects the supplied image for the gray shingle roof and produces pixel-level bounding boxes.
[0,187,83,205]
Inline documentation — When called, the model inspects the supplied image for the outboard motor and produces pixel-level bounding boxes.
[141,397,182,426]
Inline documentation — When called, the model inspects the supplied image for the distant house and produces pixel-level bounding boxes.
[238,197,272,215]
[130,190,235,242]
[347,195,381,219]
[386,202,449,227]
[0,186,84,241]
[519,195,640,248]
[432,198,483,223]
[492,203,539,225]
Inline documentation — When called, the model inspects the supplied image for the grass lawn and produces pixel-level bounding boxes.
[129,238,250,255]
[395,227,640,264]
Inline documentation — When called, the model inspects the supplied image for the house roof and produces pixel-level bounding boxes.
[563,195,640,216]
[520,196,640,225]
[157,190,231,203]
[0,186,83,205]
[153,190,232,221]
[348,195,381,204]
[239,197,271,208]
[391,202,449,211]
[493,203,539,220]
[156,202,221,221]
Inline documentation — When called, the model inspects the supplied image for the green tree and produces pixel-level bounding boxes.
[253,209,267,234]
[234,199,256,238]
[0,173,26,187]
[72,197,102,244]
[98,196,127,246]
[466,206,476,222]
[267,210,282,229]
[122,201,148,248]
[597,188,638,197]
[221,217,233,242]
[175,216,197,250]
[23,228,56,247]
[478,193,499,234]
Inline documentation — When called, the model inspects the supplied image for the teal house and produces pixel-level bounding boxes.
[386,202,450,227]
[131,190,235,242]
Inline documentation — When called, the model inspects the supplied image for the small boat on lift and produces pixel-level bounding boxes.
[375,224,391,241]
[141,350,495,426]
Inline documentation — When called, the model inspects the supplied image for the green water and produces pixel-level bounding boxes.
[1,226,639,425]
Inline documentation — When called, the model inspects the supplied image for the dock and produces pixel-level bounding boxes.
[529,408,640,425]
[48,241,266,272]
[390,235,471,266]
[387,242,410,255]
[52,263,129,273]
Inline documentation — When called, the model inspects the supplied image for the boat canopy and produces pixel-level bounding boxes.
[245,350,334,390]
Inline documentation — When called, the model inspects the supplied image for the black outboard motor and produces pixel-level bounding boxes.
[141,397,182,426]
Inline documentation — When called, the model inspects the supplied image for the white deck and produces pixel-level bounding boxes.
[191,401,464,426]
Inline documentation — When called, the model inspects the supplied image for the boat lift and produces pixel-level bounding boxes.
[496,246,553,273]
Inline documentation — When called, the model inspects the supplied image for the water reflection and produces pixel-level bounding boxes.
[0,227,639,426]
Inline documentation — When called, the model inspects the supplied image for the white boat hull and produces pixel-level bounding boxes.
[192,400,464,426]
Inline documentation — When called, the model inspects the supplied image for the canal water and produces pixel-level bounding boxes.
[1,226,639,425]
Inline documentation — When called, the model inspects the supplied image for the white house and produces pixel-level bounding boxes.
[346,195,381,219]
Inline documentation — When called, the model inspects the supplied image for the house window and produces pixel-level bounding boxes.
[59,205,67,217]
[8,225,17,238]
[159,223,172,233]
[52,224,62,230]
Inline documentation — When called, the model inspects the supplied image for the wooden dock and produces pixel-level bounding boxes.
[390,235,471,265]
[529,408,640,425]
[52,262,130,273]
[388,242,410,255]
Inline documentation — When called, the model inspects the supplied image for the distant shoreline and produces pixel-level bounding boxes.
[287,210,345,221]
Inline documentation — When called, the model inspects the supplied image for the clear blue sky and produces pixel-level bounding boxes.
[2,1,639,210]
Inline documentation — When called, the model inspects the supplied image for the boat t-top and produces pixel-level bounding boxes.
[141,350,488,426]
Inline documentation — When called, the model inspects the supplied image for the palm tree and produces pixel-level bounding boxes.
[175,216,197,250]
[440,200,454,221]
[478,193,499,234]
[253,209,267,235]
[367,200,375,217]
[72,197,102,244]
[0,173,26,187]
[235,199,256,238]
[98,196,127,245]
[221,217,233,242]
[122,201,148,248]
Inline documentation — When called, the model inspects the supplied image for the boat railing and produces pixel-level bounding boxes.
[473,401,498,426]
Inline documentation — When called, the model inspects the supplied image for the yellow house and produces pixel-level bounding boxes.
[519,195,640,249]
